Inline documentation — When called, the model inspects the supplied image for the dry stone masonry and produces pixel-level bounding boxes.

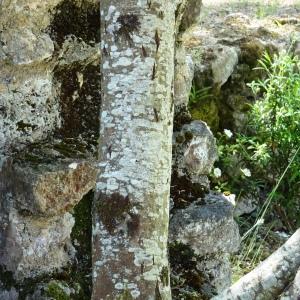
[0,0,100,298]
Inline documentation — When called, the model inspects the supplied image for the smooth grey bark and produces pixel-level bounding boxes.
[213,228,300,300]
[280,267,300,299]
[93,1,191,299]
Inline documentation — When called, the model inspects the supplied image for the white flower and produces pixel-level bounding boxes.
[256,218,264,226]
[213,167,222,178]
[224,129,233,138]
[241,168,251,177]
[68,162,78,169]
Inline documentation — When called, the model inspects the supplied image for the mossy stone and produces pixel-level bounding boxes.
[46,281,70,300]
[190,99,219,132]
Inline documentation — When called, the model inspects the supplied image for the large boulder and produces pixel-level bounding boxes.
[169,193,240,256]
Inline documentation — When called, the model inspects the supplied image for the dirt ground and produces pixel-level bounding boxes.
[203,0,300,6]
[201,0,300,21]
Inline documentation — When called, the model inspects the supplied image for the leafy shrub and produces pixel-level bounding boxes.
[214,50,300,228]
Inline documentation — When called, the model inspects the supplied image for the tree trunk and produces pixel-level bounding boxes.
[280,267,300,299]
[212,228,300,300]
[93,1,188,299]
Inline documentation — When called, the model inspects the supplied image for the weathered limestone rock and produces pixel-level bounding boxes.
[0,29,54,65]
[0,156,96,281]
[56,37,99,67]
[191,44,238,88]
[182,121,218,176]
[181,9,300,132]
[211,46,238,86]
[169,193,240,298]
[197,254,232,294]
[0,0,62,31]
[172,120,217,196]
[234,194,258,217]
[169,193,240,256]
[0,76,60,153]
[1,211,75,281]
[1,158,97,216]
[174,46,194,108]
[171,120,218,213]
[0,0,100,156]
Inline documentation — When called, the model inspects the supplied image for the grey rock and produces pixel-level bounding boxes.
[1,210,75,281]
[0,0,101,157]
[174,46,194,108]
[0,156,96,280]
[193,44,238,88]
[169,192,241,256]
[0,76,60,154]
[234,194,258,217]
[211,46,238,86]
[0,0,99,293]
[1,29,54,65]
[0,0,62,29]
[0,158,96,216]
[57,37,100,67]
[0,287,18,300]
[181,10,297,132]
[197,254,232,294]
[26,287,50,300]
[177,120,218,177]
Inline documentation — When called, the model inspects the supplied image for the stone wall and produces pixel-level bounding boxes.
[0,1,100,298]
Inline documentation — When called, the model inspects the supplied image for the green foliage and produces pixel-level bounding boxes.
[255,1,280,18]
[46,281,70,300]
[188,84,220,131]
[188,84,212,107]
[249,51,300,163]
[214,50,300,228]
[248,51,300,227]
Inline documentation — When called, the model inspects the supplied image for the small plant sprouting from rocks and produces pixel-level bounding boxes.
[188,84,212,108]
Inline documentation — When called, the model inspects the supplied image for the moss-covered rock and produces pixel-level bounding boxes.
[69,192,93,299]
[190,98,220,132]
[239,38,265,67]
[46,281,71,300]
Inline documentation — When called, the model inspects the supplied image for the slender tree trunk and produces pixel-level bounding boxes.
[93,1,187,299]
[212,228,300,300]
